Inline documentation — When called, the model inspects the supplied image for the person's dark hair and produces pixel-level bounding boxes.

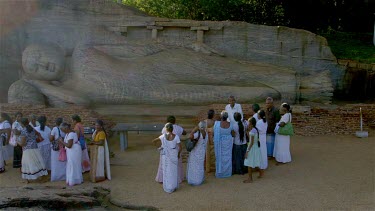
[71,114,81,123]
[60,122,71,131]
[207,109,215,119]
[249,117,259,140]
[21,118,33,133]
[165,123,174,133]
[96,119,107,137]
[258,110,266,123]
[282,103,291,113]
[38,116,47,131]
[15,112,23,118]
[166,116,176,124]
[252,104,260,113]
[55,118,63,126]
[234,112,244,143]
[1,112,12,125]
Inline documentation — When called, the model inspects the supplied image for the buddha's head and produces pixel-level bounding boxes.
[22,43,65,80]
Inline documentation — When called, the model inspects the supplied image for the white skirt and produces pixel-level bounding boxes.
[273,134,292,163]
[66,144,83,186]
[39,144,51,170]
[2,144,13,161]
[21,149,48,180]
[259,134,268,170]
[51,149,66,181]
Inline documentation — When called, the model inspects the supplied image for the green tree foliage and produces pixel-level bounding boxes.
[121,0,286,25]
[120,0,374,33]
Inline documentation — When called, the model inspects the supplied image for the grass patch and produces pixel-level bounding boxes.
[319,30,375,64]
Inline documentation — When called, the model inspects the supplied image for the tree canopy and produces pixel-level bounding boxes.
[120,0,374,33]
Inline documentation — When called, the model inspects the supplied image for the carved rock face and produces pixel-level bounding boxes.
[8,80,45,104]
[22,44,65,81]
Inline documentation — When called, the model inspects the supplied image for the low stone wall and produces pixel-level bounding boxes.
[197,103,375,136]
[0,104,115,132]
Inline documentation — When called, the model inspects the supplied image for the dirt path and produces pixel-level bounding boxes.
[0,132,374,210]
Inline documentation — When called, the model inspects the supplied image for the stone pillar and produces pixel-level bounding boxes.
[191,26,209,43]
[147,26,164,40]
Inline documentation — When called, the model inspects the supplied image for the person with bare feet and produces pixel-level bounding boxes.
[274,103,292,165]
[18,118,48,183]
[243,117,263,183]
[256,110,268,172]
[152,123,181,193]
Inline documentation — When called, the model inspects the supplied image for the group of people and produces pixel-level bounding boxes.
[0,113,111,186]
[153,96,292,193]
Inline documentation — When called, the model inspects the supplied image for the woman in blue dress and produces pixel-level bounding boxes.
[213,111,235,178]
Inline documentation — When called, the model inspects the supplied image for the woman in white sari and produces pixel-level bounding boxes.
[34,116,52,171]
[18,118,48,181]
[0,113,12,173]
[11,112,23,168]
[88,120,111,183]
[59,123,83,186]
[49,118,66,181]
[256,110,268,177]
[186,121,208,186]
[152,123,181,193]
[274,103,292,165]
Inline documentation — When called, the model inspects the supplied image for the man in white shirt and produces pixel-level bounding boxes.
[225,96,243,123]
[161,116,186,137]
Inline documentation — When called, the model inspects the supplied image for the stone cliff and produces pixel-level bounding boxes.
[0,0,344,106]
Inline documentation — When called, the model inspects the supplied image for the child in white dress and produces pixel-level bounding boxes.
[243,117,262,183]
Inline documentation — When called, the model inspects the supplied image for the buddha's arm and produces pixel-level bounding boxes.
[24,79,90,106]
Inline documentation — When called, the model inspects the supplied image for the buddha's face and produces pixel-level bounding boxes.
[22,44,65,81]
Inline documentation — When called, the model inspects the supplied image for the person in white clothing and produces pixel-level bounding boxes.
[0,113,12,173]
[232,112,248,175]
[12,112,24,168]
[256,110,268,176]
[186,121,208,186]
[274,103,292,165]
[225,96,243,123]
[157,116,186,183]
[252,104,260,122]
[152,123,181,193]
[49,118,66,181]
[34,116,52,171]
[29,114,40,128]
[59,123,83,186]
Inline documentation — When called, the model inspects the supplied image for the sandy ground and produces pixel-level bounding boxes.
[0,132,374,210]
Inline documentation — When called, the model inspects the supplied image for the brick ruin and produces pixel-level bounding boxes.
[1,103,374,137]
[0,104,115,132]
[197,103,375,136]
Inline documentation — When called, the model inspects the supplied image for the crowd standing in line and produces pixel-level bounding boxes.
[0,96,292,192]
[0,113,111,186]
[153,96,293,193]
